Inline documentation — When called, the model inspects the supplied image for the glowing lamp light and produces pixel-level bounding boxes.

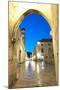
[41,55,44,59]
[37,53,44,60]
[37,53,41,59]
[37,42,40,45]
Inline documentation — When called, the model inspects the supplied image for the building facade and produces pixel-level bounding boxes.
[32,39,54,64]
[8,27,26,87]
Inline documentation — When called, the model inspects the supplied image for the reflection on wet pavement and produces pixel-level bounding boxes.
[13,60,57,88]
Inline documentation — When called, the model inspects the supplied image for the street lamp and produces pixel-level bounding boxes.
[37,41,40,45]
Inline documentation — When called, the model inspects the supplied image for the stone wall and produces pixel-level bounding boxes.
[8,25,26,87]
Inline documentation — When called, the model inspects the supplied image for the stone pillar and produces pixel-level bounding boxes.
[51,5,58,82]
[8,31,17,88]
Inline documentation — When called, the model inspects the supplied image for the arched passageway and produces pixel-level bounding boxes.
[19,12,51,53]
[9,9,57,88]
[9,3,58,88]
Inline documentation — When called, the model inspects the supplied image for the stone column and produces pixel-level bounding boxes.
[51,5,58,82]
[8,31,17,88]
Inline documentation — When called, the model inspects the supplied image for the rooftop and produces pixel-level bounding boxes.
[39,38,52,42]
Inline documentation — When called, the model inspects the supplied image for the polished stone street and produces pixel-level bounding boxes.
[13,60,57,88]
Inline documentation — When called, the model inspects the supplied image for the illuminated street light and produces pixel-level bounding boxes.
[37,52,41,59]
[37,52,44,60]
[37,41,40,45]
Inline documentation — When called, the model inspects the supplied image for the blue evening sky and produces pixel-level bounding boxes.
[19,13,52,52]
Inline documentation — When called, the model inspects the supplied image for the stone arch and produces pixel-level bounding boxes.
[12,9,52,64]
[9,5,58,88]
[13,9,52,39]
[11,8,52,75]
